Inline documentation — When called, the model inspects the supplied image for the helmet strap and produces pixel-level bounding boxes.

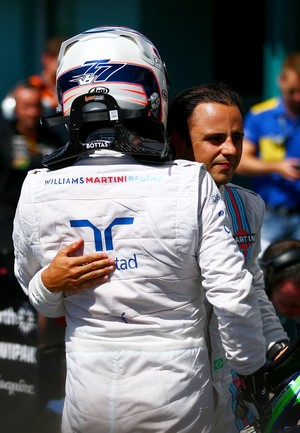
[42,93,170,170]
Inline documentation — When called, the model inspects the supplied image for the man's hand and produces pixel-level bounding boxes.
[230,370,255,431]
[42,239,115,293]
[236,366,272,432]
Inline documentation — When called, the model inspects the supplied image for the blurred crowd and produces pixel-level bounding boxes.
[236,51,300,338]
[0,36,67,433]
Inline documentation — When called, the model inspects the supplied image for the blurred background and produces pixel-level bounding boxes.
[2,0,300,111]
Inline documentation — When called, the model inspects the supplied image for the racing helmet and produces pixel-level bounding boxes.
[42,26,170,169]
[265,371,300,433]
[56,26,168,141]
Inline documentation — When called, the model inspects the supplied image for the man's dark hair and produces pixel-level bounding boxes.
[45,36,66,57]
[167,82,244,148]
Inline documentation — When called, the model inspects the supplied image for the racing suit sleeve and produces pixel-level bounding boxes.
[246,193,289,348]
[252,261,289,348]
[13,173,66,318]
[28,268,66,318]
[198,170,266,375]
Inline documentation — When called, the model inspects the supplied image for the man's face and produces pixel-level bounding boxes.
[15,88,42,130]
[279,68,300,116]
[271,279,300,318]
[43,52,59,84]
[185,103,244,185]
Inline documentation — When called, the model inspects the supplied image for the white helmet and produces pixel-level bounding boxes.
[58,26,168,137]
[42,26,170,169]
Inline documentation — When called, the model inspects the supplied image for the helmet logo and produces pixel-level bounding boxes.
[71,73,98,85]
[150,92,160,110]
[69,61,126,87]
[161,90,167,101]
[88,86,109,95]
[149,92,160,119]
[84,94,96,102]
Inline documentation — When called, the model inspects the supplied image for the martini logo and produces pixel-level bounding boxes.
[233,228,255,251]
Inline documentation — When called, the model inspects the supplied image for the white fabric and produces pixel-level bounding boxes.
[13,153,266,433]
[206,183,289,433]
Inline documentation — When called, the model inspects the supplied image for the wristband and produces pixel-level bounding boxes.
[267,342,288,361]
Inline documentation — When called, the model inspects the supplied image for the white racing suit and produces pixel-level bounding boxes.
[13,152,266,433]
[205,183,289,433]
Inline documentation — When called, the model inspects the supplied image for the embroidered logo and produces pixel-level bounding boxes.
[213,357,224,370]
[224,186,255,263]
[233,228,255,252]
